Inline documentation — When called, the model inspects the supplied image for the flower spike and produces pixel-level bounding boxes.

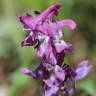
[19,3,92,96]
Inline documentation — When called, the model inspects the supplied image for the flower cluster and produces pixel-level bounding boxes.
[19,3,92,96]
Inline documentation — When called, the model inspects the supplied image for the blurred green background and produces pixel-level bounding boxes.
[0,0,96,96]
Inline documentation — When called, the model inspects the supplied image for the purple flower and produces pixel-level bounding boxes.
[43,75,59,96]
[19,3,92,96]
[19,3,76,59]
[42,60,92,96]
[19,3,61,30]
[63,60,92,81]
[20,60,92,96]
[74,60,92,80]
[21,63,50,79]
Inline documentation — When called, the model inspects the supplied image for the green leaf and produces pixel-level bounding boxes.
[78,78,96,96]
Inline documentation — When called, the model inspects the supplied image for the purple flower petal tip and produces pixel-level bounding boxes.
[20,67,31,74]
[57,19,77,30]
[74,60,92,80]
[18,13,33,28]
[52,3,61,10]
[78,60,89,66]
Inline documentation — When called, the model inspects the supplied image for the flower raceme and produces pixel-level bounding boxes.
[19,3,92,96]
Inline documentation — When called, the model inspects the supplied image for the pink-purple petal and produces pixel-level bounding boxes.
[32,4,61,29]
[44,86,59,96]
[74,60,92,80]
[20,67,35,77]
[54,65,65,81]
[48,51,57,65]
[36,36,50,57]
[57,19,76,30]
[19,13,33,28]
[21,32,37,46]
[20,67,31,74]
[43,78,54,87]
[54,41,72,53]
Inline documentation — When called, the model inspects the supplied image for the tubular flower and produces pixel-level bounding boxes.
[19,3,92,96]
